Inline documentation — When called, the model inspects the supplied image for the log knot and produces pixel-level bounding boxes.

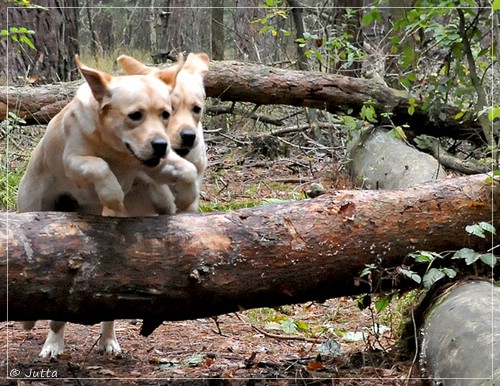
[67,255,85,271]
[189,266,213,284]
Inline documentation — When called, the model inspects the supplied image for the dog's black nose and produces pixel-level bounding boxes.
[151,138,168,157]
[180,128,197,148]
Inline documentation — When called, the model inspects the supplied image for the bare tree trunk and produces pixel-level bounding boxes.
[287,0,319,139]
[150,0,158,55]
[0,0,80,84]
[288,0,308,71]
[163,0,211,53]
[211,0,224,60]
[0,60,484,142]
[85,0,99,60]
[3,174,497,336]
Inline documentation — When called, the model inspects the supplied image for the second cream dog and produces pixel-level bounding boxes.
[118,52,209,214]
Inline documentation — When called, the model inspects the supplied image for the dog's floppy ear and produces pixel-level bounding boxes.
[75,54,112,103]
[118,53,184,88]
[156,53,185,88]
[117,55,154,75]
[184,53,209,77]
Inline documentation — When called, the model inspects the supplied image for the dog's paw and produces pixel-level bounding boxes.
[98,337,122,355]
[156,151,198,184]
[94,179,126,214]
[179,162,198,184]
[102,205,128,217]
[39,333,65,359]
[100,198,126,216]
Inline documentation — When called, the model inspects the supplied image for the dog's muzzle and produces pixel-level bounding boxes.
[126,138,169,167]
[174,128,197,157]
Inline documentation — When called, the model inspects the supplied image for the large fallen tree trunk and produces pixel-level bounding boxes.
[421,280,500,385]
[0,60,482,141]
[2,174,497,335]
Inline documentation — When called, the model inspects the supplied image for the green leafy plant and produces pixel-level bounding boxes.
[406,251,457,290]
[402,222,497,289]
[252,0,289,37]
[359,100,377,123]
[1,27,36,50]
[0,112,29,210]
[1,0,41,50]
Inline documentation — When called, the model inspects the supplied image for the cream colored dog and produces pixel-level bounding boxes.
[117,52,209,215]
[17,55,197,358]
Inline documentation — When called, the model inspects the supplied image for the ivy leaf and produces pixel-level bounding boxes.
[410,251,442,263]
[453,248,480,265]
[479,253,497,268]
[494,0,500,11]
[466,224,486,238]
[441,268,457,279]
[360,263,377,277]
[342,115,358,132]
[423,268,445,289]
[399,268,422,284]
[280,318,298,334]
[466,222,496,238]
[478,222,496,235]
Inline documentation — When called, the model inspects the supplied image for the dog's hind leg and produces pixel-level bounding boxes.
[39,321,66,358]
[98,321,121,354]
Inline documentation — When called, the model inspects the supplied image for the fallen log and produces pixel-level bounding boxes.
[2,174,497,336]
[420,280,500,384]
[0,60,482,141]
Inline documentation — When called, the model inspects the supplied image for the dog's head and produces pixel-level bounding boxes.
[75,55,182,167]
[117,53,209,157]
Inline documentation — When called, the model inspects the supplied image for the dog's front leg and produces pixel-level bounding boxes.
[148,152,199,212]
[98,321,121,354]
[65,155,127,215]
[39,321,66,358]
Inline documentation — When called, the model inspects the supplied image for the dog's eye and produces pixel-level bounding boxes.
[192,105,202,114]
[161,110,170,120]
[128,111,143,121]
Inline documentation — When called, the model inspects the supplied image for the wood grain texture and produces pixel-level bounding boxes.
[2,174,497,334]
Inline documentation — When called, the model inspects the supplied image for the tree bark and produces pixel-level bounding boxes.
[420,280,500,384]
[211,0,225,60]
[0,60,482,142]
[0,0,80,84]
[2,174,497,336]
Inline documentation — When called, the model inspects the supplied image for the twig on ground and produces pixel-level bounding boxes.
[250,324,326,344]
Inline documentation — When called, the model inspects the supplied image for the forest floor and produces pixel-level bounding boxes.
[1,123,427,385]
